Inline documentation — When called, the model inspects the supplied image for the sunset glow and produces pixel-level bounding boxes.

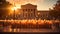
[0,0,60,32]
[6,0,57,10]
[11,6,20,11]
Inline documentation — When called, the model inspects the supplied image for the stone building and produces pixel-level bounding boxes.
[37,11,49,20]
[21,3,37,19]
[19,3,50,20]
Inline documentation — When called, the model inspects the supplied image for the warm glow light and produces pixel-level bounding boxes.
[11,5,20,11]
[11,6,18,11]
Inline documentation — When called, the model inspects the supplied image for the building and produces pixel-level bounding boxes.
[20,3,37,19]
[18,3,50,20]
[37,11,49,20]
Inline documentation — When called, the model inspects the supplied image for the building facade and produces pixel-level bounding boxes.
[37,11,49,20]
[19,3,49,20]
[21,4,37,19]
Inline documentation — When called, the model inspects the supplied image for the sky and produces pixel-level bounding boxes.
[6,0,57,10]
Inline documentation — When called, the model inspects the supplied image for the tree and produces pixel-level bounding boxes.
[0,0,12,19]
[53,0,60,11]
[49,0,60,20]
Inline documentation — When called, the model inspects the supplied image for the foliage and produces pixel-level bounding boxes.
[0,0,12,16]
[49,0,60,20]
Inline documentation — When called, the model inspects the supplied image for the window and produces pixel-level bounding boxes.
[31,9,32,11]
[34,9,35,11]
[26,9,27,11]
[28,9,30,11]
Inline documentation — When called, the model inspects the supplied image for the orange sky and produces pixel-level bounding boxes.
[6,0,57,10]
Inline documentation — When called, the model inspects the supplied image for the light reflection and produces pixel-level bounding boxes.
[8,6,21,16]
[17,29,20,32]
[12,7,17,10]
[0,19,60,32]
[0,19,54,24]
[14,29,16,32]
[9,28,12,32]
[1,19,60,27]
